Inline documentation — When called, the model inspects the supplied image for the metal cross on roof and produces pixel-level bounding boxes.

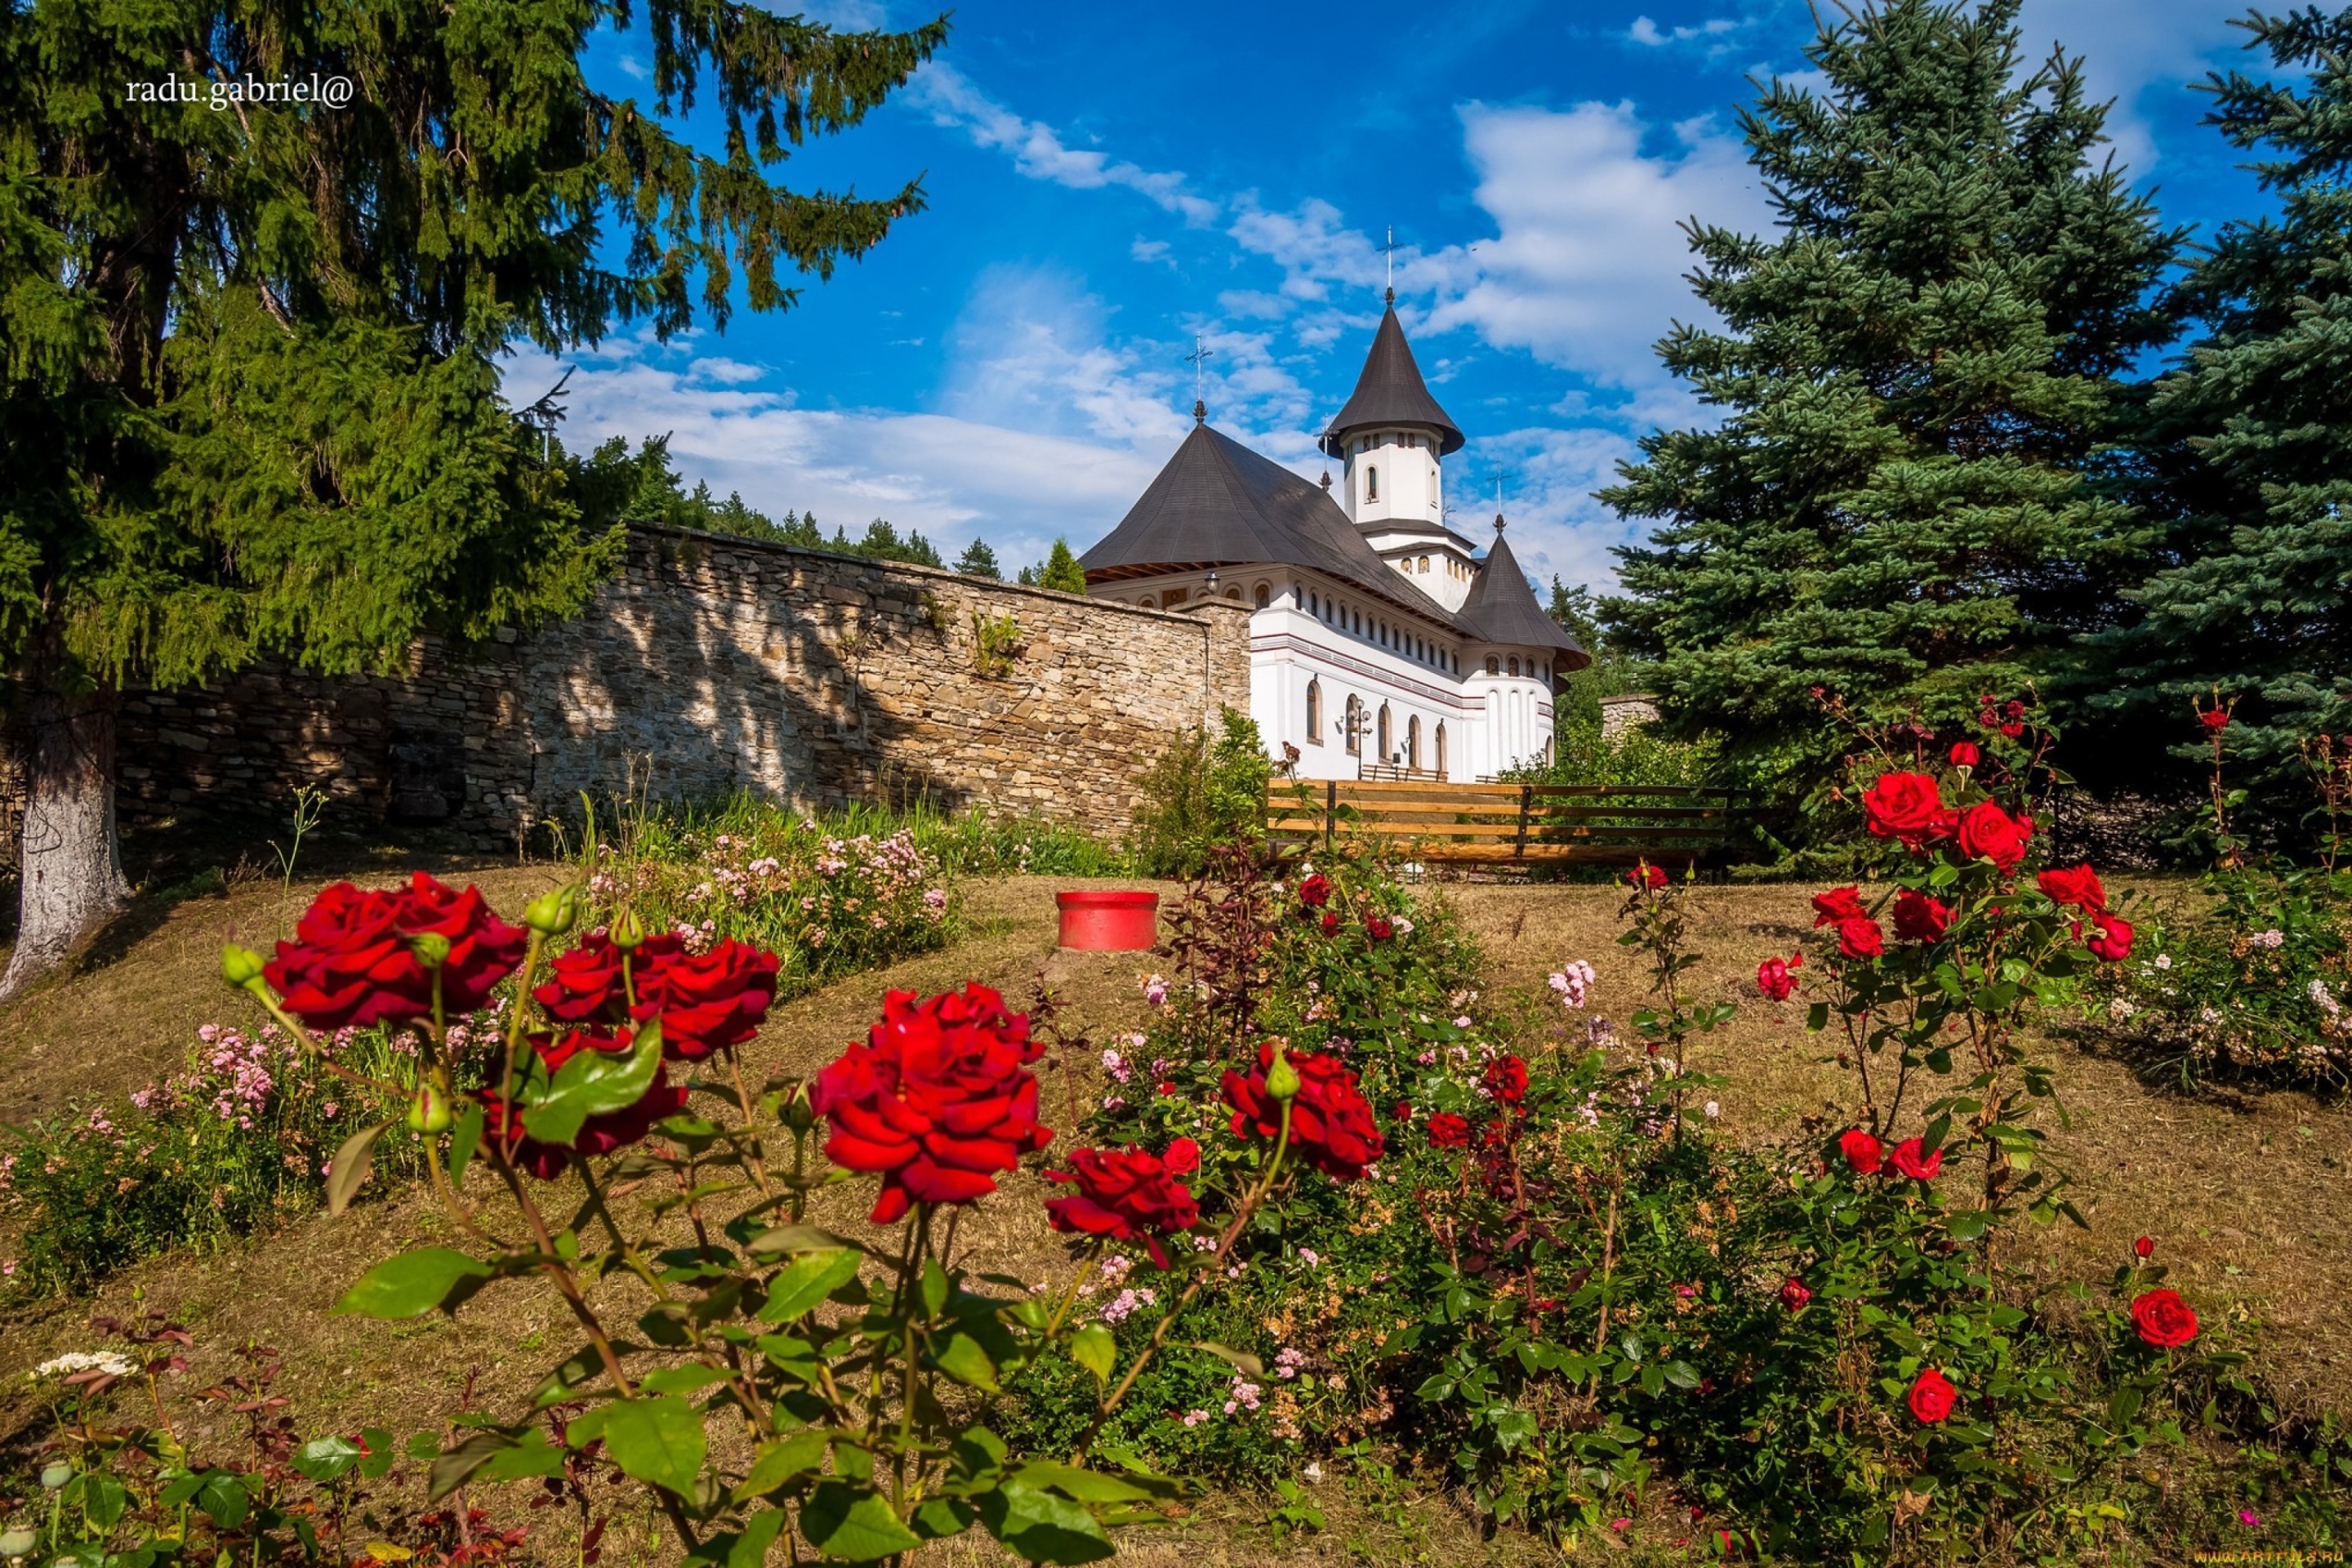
[1185,335,1214,421]
[1381,225,1397,303]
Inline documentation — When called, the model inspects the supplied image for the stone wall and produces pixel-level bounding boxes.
[28,528,1254,853]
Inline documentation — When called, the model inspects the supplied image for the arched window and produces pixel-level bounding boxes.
[1165,587,1187,606]
[1378,703,1392,761]
[1406,715,1421,770]
[1508,656,1521,676]
[1486,655,1500,675]
[1305,678,1323,745]
[1419,555,1431,573]
[1365,466,1379,501]
[1137,595,1155,609]
[1254,582,1270,608]
[1344,696,1363,758]
[1435,723,1448,780]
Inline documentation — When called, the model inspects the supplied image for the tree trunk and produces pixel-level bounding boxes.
[1,664,129,1000]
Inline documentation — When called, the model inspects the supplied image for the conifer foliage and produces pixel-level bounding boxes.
[0,0,946,990]
[1601,0,2178,787]
[2087,8,2352,809]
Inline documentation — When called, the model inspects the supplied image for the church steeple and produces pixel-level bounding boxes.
[1319,305,1463,459]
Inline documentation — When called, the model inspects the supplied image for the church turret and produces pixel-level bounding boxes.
[1323,295,1480,607]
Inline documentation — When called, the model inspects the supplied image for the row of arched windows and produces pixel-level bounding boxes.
[1304,679,1446,773]
[1294,585,1456,674]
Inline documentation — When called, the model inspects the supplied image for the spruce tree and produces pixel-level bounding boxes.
[1038,538,1088,594]
[955,539,1002,579]
[1600,0,2178,795]
[0,0,943,990]
[2082,7,2352,826]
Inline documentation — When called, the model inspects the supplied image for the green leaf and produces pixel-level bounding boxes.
[325,1121,394,1217]
[933,1332,1000,1392]
[1070,1325,1115,1387]
[449,1101,485,1190]
[359,1428,396,1479]
[194,1472,249,1528]
[1010,1463,1160,1504]
[520,1022,664,1147]
[2108,1383,2145,1426]
[756,1249,862,1324]
[639,1364,735,1396]
[334,1249,494,1319]
[1188,1341,1263,1376]
[978,1481,1115,1565]
[292,1435,363,1482]
[920,1258,951,1317]
[734,1430,830,1502]
[728,1509,785,1568]
[428,1430,565,1500]
[800,1482,923,1561]
[745,1224,858,1258]
[600,1396,706,1499]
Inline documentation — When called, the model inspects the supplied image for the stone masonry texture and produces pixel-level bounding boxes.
[11,528,1256,855]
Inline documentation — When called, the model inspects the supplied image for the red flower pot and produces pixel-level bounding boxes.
[1055,890,1160,951]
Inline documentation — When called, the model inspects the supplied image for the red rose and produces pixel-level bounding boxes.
[2080,913,2134,962]
[1223,1044,1384,1180]
[1298,873,1332,908]
[535,931,655,1023]
[1319,911,1341,936]
[267,875,528,1031]
[1426,1111,1472,1148]
[1628,863,1668,891]
[1838,1129,1883,1174]
[1157,1080,1178,1095]
[2134,1235,2155,1258]
[1891,890,1952,943]
[1391,1101,1414,1121]
[631,938,781,1059]
[1836,916,1885,960]
[1780,1276,1812,1311]
[1890,1138,1944,1180]
[1811,886,1868,927]
[811,983,1054,1223]
[2199,706,2230,733]
[1863,771,1948,849]
[1756,954,1801,1001]
[2036,864,2107,912]
[1044,1138,1201,1267]
[1949,742,1980,768]
[1484,1055,1529,1106]
[482,1028,688,1180]
[1365,914,1396,942]
[1954,801,2034,873]
[1909,1367,1957,1423]
[2131,1287,2199,1348]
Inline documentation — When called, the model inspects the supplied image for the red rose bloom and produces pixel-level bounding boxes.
[1780,1276,1813,1311]
[1426,1111,1472,1148]
[2131,1287,2199,1348]
[1222,1044,1384,1180]
[2080,913,2134,962]
[2035,864,2107,912]
[1954,802,2034,873]
[1365,914,1395,941]
[2134,1235,2155,1259]
[1298,874,1332,908]
[1890,1138,1944,1180]
[1044,1138,1201,1267]
[1949,742,1980,768]
[1891,890,1952,944]
[1756,954,1801,1001]
[1811,886,1868,926]
[811,983,1054,1224]
[1908,1367,1958,1423]
[2199,706,2230,733]
[1628,863,1668,891]
[1863,771,1948,849]
[1836,916,1886,960]
[481,1028,689,1180]
[1484,1055,1529,1106]
[1319,911,1341,936]
[533,931,675,1023]
[1839,1128,1884,1174]
[631,938,781,1059]
[267,875,528,1031]
[1391,1101,1414,1121]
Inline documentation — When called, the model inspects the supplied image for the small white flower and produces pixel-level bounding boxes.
[33,1351,136,1381]
[1303,1463,1324,1483]
[2154,953,2172,970]
[1704,1101,1721,1119]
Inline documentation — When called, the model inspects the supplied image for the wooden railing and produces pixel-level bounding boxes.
[1267,778,1753,866]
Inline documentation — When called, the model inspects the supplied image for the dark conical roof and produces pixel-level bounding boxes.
[1080,422,1462,626]
[1460,521,1590,667]
[1319,303,1464,457]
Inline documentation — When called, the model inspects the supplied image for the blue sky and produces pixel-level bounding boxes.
[506,0,2272,591]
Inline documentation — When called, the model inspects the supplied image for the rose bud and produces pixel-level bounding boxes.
[221,942,269,990]
[1265,1043,1303,1103]
[407,1084,454,1134]
[523,884,584,937]
[610,908,646,951]
[409,932,452,969]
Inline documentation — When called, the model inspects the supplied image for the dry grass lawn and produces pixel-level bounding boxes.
[0,866,2344,1565]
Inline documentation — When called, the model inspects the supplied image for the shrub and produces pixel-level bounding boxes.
[1129,708,1271,878]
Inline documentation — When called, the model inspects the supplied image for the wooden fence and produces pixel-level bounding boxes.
[1267,778,1753,866]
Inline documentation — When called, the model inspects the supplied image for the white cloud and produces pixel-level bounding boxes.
[2014,0,2243,173]
[1467,426,1647,593]
[1129,238,1174,265]
[905,63,1220,226]
[1628,15,1743,51]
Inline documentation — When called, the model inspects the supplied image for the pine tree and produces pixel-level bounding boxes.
[1599,0,2178,795]
[955,539,1001,579]
[1037,538,1088,594]
[2080,7,2352,826]
[0,0,944,991]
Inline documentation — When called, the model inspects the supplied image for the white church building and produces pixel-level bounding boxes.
[1080,296,1587,782]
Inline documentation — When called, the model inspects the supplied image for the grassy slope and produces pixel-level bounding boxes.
[0,871,2344,1566]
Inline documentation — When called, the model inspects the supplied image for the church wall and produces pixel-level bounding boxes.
[90,526,1254,852]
